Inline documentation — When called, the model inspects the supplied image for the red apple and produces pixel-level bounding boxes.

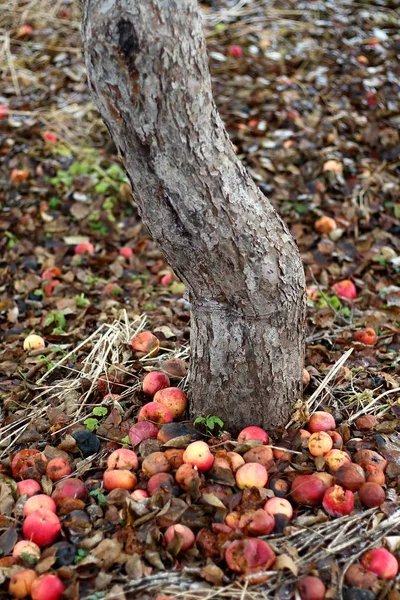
[291,475,327,506]
[358,482,385,508]
[103,469,137,491]
[131,489,149,501]
[128,421,159,447]
[164,524,195,552]
[143,371,170,396]
[297,576,326,600]
[107,448,138,471]
[333,279,357,300]
[74,241,94,255]
[147,473,176,496]
[235,463,268,489]
[361,547,398,580]
[237,426,269,445]
[153,387,187,418]
[227,45,243,58]
[42,131,58,142]
[30,574,64,600]
[322,485,354,517]
[22,509,61,546]
[0,105,9,119]
[119,246,133,258]
[183,441,214,472]
[17,479,41,497]
[264,497,293,520]
[308,411,336,433]
[46,457,72,482]
[23,494,56,517]
[137,402,173,426]
[238,509,275,536]
[52,478,87,502]
[225,538,276,574]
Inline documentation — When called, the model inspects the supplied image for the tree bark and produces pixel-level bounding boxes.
[82,0,306,433]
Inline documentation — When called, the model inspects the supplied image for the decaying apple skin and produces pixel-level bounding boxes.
[296,575,326,600]
[322,485,354,517]
[358,482,385,508]
[137,401,174,426]
[335,462,365,492]
[225,537,276,574]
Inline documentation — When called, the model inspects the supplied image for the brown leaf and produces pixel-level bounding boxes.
[91,538,123,570]
[200,560,224,586]
[274,553,298,576]
[0,528,17,557]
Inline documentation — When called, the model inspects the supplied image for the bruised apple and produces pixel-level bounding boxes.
[153,387,188,418]
[243,446,274,469]
[131,331,160,356]
[46,457,72,482]
[52,478,87,502]
[137,402,173,426]
[107,448,138,471]
[322,485,354,517]
[9,569,38,599]
[12,540,41,563]
[225,538,276,574]
[297,576,326,600]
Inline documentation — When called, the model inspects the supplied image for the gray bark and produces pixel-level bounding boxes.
[82,0,306,433]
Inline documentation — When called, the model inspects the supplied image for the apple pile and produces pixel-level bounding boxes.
[2,332,398,598]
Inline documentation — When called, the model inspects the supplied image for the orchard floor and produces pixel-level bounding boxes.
[0,1,399,599]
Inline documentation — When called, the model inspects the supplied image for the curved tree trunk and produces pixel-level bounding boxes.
[82,0,306,433]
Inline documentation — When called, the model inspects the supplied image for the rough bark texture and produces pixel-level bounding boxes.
[82,0,306,433]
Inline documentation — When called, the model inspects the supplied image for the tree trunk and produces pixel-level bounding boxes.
[82,0,306,433]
